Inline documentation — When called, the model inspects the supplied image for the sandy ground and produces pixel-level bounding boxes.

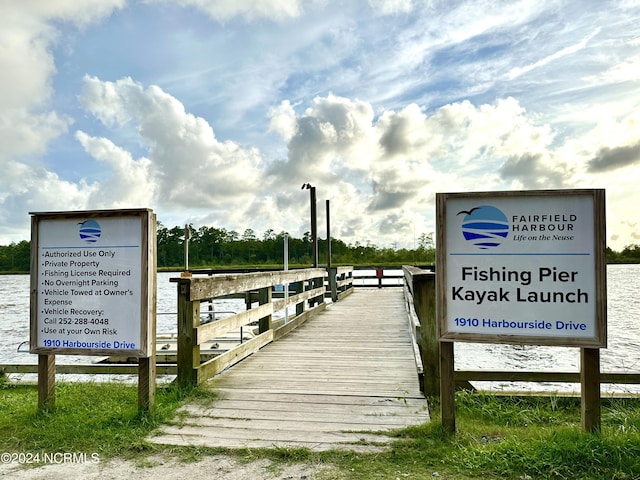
[0,454,330,479]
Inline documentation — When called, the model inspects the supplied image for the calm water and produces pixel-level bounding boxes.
[2,265,639,392]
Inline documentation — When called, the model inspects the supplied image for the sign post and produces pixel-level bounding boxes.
[436,189,606,432]
[30,209,156,411]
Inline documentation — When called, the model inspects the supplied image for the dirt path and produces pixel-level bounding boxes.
[0,454,329,479]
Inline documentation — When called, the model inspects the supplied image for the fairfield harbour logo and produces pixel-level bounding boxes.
[78,219,102,244]
[458,206,579,249]
[457,206,509,250]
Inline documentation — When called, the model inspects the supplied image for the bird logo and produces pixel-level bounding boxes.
[78,219,102,243]
[458,205,509,249]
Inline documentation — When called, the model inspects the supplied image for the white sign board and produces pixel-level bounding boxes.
[30,209,155,357]
[436,190,606,347]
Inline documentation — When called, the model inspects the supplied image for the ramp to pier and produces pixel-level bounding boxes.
[150,288,429,451]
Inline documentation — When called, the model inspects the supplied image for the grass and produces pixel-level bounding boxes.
[1,379,640,479]
[0,380,190,459]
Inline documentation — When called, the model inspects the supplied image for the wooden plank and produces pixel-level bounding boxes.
[203,390,428,407]
[196,330,273,383]
[178,416,423,431]
[151,289,429,451]
[176,268,327,301]
[196,303,272,344]
[0,364,177,375]
[182,398,427,416]
[151,426,390,452]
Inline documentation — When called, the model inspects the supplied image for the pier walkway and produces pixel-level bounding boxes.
[150,288,429,452]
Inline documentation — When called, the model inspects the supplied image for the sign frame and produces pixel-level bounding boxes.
[30,208,156,358]
[436,189,606,348]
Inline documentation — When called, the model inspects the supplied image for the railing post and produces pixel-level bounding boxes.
[412,271,440,396]
[329,267,337,302]
[313,273,324,306]
[294,281,304,315]
[177,281,200,386]
[258,286,272,333]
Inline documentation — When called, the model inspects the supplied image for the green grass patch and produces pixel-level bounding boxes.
[1,383,640,479]
[0,380,192,459]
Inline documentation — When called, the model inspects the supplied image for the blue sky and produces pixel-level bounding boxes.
[1,0,639,250]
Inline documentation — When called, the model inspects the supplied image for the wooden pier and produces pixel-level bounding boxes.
[150,288,429,451]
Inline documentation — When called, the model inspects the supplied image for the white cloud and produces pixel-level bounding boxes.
[144,0,303,21]
[0,1,125,243]
[75,131,156,207]
[267,93,586,246]
[1,0,639,252]
[78,75,264,210]
[507,28,601,80]
[368,0,414,15]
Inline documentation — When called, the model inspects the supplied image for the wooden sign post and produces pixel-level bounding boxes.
[436,189,606,433]
[30,209,157,412]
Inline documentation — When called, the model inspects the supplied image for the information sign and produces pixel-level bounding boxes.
[436,190,606,347]
[30,209,155,357]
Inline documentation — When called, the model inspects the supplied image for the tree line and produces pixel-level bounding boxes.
[0,223,436,273]
[157,223,436,269]
[1,224,639,273]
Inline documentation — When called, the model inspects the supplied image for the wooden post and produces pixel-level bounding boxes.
[138,355,156,412]
[177,282,200,386]
[313,274,324,306]
[413,272,439,395]
[294,281,304,315]
[183,224,190,272]
[258,286,272,333]
[440,341,456,434]
[329,267,338,302]
[38,354,56,410]
[581,347,601,433]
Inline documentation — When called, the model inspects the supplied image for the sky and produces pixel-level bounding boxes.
[1,0,639,251]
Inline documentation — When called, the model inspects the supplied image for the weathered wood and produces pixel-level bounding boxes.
[37,354,55,409]
[453,370,640,384]
[197,331,274,383]
[150,289,429,451]
[177,283,200,386]
[581,347,601,433]
[272,285,324,311]
[173,268,327,302]
[404,267,439,395]
[272,303,326,341]
[440,341,456,434]
[138,355,156,412]
[175,268,330,386]
[0,364,177,375]
[196,302,272,344]
[258,286,272,333]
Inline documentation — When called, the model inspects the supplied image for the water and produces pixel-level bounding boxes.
[2,266,639,392]
[456,264,640,394]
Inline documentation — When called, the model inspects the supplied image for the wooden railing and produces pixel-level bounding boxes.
[173,268,329,386]
[1,267,355,381]
[329,266,355,301]
[402,265,640,396]
[402,266,437,394]
[352,267,404,288]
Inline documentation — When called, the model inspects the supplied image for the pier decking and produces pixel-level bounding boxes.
[150,288,429,451]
